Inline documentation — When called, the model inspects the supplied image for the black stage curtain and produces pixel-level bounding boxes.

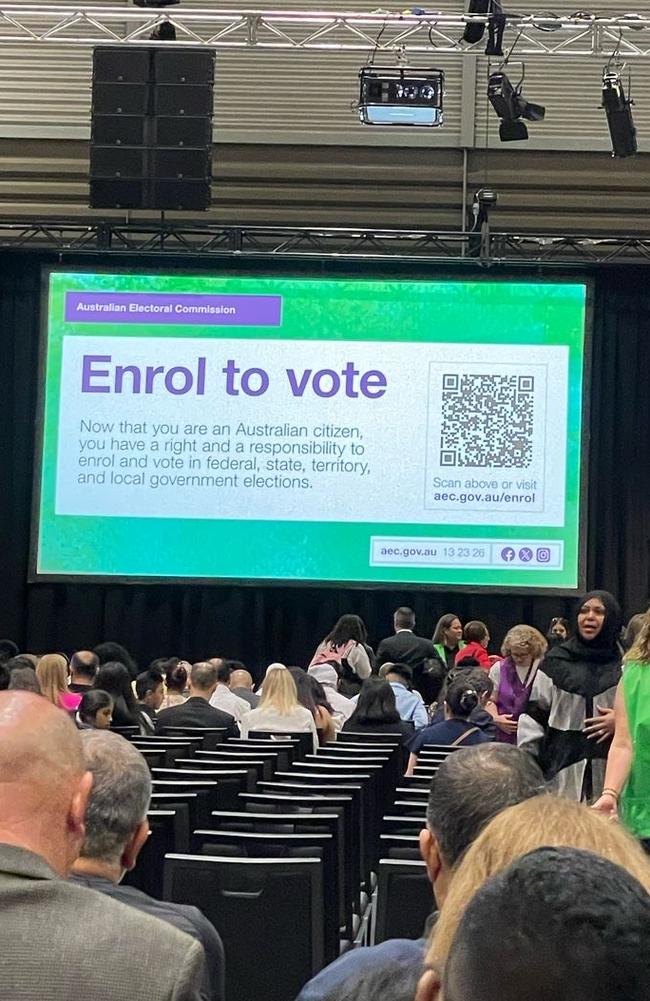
[1,256,649,678]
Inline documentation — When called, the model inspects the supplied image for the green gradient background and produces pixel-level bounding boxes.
[36,271,587,588]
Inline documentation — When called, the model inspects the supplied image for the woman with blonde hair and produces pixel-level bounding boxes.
[415,794,650,1001]
[593,608,650,847]
[487,625,547,742]
[240,664,318,751]
[36,653,82,712]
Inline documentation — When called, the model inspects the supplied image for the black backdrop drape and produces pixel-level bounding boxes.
[2,255,649,678]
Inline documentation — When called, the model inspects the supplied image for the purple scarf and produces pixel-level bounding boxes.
[495,656,537,745]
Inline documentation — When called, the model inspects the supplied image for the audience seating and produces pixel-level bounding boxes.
[123,807,190,897]
[372,858,432,944]
[158,726,229,750]
[248,730,313,759]
[163,855,324,1001]
[227,738,300,769]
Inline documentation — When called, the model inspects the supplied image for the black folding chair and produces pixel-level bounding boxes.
[123,807,190,898]
[248,730,314,759]
[373,858,433,943]
[164,855,324,1001]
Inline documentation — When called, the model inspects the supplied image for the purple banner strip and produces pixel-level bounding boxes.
[65,292,282,326]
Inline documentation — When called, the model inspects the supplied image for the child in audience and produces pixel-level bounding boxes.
[456,621,491,669]
[76,690,113,729]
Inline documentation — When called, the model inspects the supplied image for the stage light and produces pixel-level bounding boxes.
[358,67,444,126]
[487,69,545,142]
[602,67,637,158]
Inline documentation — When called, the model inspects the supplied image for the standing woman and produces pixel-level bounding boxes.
[593,610,650,849]
[309,614,373,697]
[432,614,465,674]
[518,591,623,801]
[488,625,547,743]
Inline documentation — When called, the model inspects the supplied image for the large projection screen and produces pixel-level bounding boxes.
[32,270,588,590]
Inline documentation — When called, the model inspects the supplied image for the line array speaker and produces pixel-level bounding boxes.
[90,46,215,211]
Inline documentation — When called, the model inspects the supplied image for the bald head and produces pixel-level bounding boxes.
[230,669,254,690]
[0,692,92,876]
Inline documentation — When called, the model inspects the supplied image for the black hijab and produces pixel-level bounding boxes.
[542,590,622,697]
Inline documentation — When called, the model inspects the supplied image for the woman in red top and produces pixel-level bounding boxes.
[456,621,492,670]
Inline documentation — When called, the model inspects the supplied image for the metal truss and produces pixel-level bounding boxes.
[1,218,650,266]
[2,4,650,57]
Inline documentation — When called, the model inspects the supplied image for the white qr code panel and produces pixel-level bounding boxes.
[439,373,535,469]
[424,357,560,518]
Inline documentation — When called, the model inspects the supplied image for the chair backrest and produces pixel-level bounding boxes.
[248,730,313,759]
[194,750,278,781]
[336,731,402,746]
[165,759,265,790]
[111,725,140,737]
[152,771,248,811]
[159,726,228,750]
[195,829,339,963]
[163,854,324,1001]
[374,858,433,944]
[227,738,299,769]
[123,807,190,897]
[382,814,427,836]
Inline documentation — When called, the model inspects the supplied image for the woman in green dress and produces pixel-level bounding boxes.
[593,608,650,848]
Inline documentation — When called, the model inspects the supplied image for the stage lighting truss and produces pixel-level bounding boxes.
[5,5,650,56]
[358,67,444,127]
[601,63,637,157]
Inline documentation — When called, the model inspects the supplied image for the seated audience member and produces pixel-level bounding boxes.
[295,744,545,1001]
[36,653,82,713]
[407,678,492,773]
[456,621,491,669]
[622,611,648,651]
[134,670,164,734]
[439,847,650,1001]
[160,659,190,710]
[308,664,355,722]
[379,663,428,729]
[488,624,547,743]
[310,614,373,697]
[70,730,225,1001]
[0,639,19,664]
[208,659,251,724]
[449,667,497,739]
[241,664,318,751]
[156,661,238,737]
[94,641,138,680]
[416,795,650,1001]
[228,664,260,709]
[76,690,113,730]
[290,667,337,743]
[342,677,414,745]
[8,666,41,695]
[94,661,140,728]
[376,608,436,696]
[68,650,99,693]
[0,691,205,1000]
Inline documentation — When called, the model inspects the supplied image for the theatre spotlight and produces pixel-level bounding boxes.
[358,67,444,126]
[601,66,637,158]
[487,69,545,141]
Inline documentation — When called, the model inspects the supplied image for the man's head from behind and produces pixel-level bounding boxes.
[77,730,151,879]
[0,692,92,876]
[190,661,219,699]
[229,665,254,690]
[394,606,416,631]
[443,847,650,1001]
[382,662,414,687]
[419,744,545,905]
[70,650,99,683]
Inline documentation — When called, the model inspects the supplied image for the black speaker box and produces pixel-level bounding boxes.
[89,179,147,209]
[91,116,147,146]
[154,49,215,85]
[93,47,151,84]
[92,83,150,116]
[90,146,148,178]
[154,116,212,147]
[153,84,213,117]
[150,179,211,211]
[151,147,211,180]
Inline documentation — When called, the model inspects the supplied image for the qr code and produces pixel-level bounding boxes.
[439,373,534,468]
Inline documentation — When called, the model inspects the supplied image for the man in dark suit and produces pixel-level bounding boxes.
[70,730,225,1001]
[156,661,238,737]
[0,690,204,1000]
[376,607,437,699]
